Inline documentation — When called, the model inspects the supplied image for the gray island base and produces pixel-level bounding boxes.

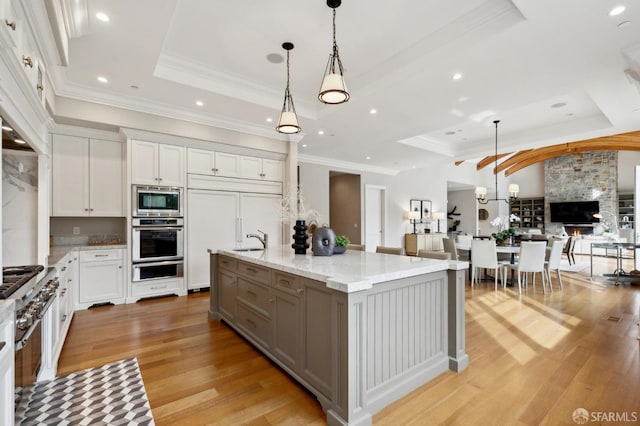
[208,245,469,425]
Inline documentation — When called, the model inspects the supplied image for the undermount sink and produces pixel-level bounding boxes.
[232,247,265,252]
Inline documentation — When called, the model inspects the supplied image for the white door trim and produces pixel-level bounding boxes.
[364,184,386,252]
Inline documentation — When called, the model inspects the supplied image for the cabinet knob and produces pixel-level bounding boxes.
[61,266,67,272]
[269,298,274,303]
[90,208,94,212]
[296,288,304,294]
[5,20,16,30]
[158,177,163,182]
[36,83,44,91]
[118,265,123,269]
[84,208,89,211]
[22,56,33,68]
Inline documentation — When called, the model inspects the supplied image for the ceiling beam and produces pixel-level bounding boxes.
[476,153,512,170]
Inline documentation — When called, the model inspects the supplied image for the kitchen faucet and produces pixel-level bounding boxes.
[246,229,268,249]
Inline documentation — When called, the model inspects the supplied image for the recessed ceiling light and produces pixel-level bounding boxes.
[14,138,26,144]
[302,144,308,148]
[618,21,631,28]
[266,53,284,64]
[195,100,204,107]
[97,76,108,83]
[318,130,324,135]
[266,117,273,123]
[1,125,13,131]
[452,73,463,80]
[369,109,377,114]
[366,156,371,160]
[551,102,567,108]
[96,12,110,22]
[609,6,626,16]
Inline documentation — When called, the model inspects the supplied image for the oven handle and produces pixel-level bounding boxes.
[132,226,183,231]
[133,259,184,268]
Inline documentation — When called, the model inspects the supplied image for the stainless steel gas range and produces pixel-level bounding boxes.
[1,265,58,413]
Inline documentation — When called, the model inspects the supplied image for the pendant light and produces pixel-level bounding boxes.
[318,0,349,104]
[277,42,301,134]
[475,120,519,204]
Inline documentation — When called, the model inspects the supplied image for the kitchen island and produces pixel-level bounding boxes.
[208,245,468,426]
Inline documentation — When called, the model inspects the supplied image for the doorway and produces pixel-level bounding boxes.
[329,172,361,244]
[364,185,386,252]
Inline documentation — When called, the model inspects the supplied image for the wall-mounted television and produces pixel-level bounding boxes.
[549,201,600,224]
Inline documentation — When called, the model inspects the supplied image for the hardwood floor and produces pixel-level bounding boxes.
[58,255,640,425]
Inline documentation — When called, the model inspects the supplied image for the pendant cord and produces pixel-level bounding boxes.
[494,120,499,199]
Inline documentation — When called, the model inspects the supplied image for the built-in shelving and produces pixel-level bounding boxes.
[618,193,634,229]
[510,197,545,232]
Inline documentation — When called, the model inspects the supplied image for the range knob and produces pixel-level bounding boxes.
[16,313,33,330]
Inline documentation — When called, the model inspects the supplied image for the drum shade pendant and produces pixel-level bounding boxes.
[318,0,349,104]
[476,120,519,204]
[277,42,301,134]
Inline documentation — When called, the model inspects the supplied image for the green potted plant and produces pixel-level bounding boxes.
[492,227,517,245]
[333,235,350,254]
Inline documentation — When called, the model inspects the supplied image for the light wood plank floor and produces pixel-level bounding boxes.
[58,255,640,425]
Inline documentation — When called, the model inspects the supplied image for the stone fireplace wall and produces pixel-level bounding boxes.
[544,151,618,233]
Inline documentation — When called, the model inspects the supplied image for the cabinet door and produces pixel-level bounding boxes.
[215,152,240,177]
[219,268,237,321]
[187,190,239,290]
[52,134,89,216]
[131,140,159,185]
[158,144,185,186]
[187,148,215,176]
[89,139,124,216]
[239,156,262,179]
[79,259,124,304]
[272,288,300,370]
[240,193,283,249]
[261,159,283,182]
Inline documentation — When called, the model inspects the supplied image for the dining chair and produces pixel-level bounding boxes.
[504,241,548,294]
[346,243,364,251]
[442,238,459,261]
[376,246,405,255]
[563,236,578,265]
[417,250,451,260]
[470,239,504,290]
[545,239,565,290]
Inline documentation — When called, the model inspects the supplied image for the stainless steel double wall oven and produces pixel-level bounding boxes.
[131,186,184,282]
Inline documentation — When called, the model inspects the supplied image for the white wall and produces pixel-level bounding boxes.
[618,151,640,192]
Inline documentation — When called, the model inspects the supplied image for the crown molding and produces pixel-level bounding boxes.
[49,123,123,141]
[297,154,399,176]
[154,52,318,120]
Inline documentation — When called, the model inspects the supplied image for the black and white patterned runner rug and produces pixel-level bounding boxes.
[18,357,155,426]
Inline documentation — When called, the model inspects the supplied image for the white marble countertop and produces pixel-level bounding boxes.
[0,299,14,322]
[212,245,468,293]
[48,244,128,265]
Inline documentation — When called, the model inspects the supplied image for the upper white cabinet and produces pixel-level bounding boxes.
[51,134,124,217]
[131,140,185,187]
[187,148,240,177]
[240,156,283,182]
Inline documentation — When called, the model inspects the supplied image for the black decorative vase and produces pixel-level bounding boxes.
[291,220,309,254]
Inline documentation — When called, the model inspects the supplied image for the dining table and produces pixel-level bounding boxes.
[590,241,640,285]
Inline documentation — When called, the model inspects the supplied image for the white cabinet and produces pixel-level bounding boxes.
[239,156,283,181]
[78,249,125,308]
[186,190,282,290]
[131,140,185,186]
[187,148,240,177]
[52,134,124,217]
[0,301,14,426]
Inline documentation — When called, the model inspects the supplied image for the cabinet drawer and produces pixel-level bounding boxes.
[219,256,237,272]
[237,304,271,349]
[273,271,299,296]
[237,261,269,284]
[237,278,271,318]
[79,249,122,262]
[131,278,183,298]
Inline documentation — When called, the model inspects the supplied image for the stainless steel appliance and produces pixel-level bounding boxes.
[1,265,58,413]
[132,217,184,263]
[132,260,184,282]
[133,185,183,217]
